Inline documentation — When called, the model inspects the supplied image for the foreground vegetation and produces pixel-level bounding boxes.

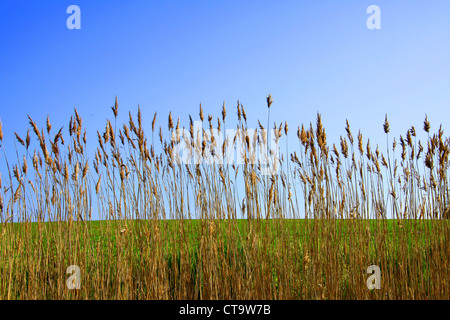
[0,96,449,299]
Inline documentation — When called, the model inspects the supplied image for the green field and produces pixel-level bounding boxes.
[1,218,448,299]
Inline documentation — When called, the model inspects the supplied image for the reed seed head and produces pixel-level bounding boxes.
[267,94,273,108]
[199,104,204,122]
[237,101,241,121]
[15,133,25,147]
[383,115,390,134]
[168,112,174,130]
[424,114,430,133]
[152,112,157,132]
[47,116,52,134]
[222,101,226,122]
[113,96,119,117]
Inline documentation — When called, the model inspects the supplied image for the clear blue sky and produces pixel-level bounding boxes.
[1,0,450,164]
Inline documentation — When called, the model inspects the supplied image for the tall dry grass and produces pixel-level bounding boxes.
[0,96,449,300]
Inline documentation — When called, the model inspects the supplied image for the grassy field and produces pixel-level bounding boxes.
[0,96,449,299]
[1,219,448,299]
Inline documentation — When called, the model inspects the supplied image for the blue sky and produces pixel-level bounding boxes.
[1,0,450,167]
